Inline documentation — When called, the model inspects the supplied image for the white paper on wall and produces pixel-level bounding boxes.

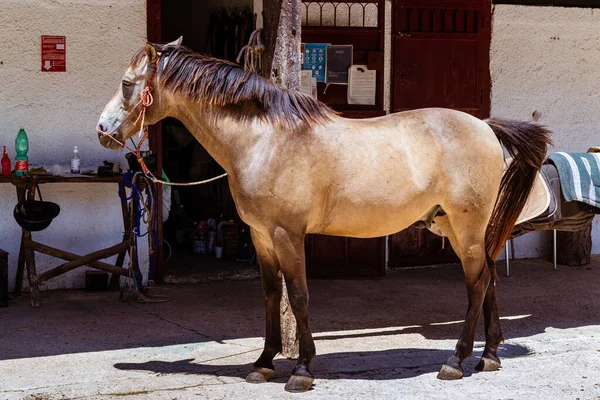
[347,65,376,105]
[300,70,317,99]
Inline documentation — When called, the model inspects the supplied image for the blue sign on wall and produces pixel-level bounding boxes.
[302,43,329,83]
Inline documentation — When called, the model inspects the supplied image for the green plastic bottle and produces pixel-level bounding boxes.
[14,128,29,177]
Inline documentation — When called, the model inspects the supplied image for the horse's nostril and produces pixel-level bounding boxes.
[98,124,106,133]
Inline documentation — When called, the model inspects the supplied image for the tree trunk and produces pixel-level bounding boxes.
[556,225,592,266]
[280,276,298,359]
[262,0,301,359]
[261,0,282,81]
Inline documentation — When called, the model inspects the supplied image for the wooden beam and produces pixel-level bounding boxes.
[24,240,130,283]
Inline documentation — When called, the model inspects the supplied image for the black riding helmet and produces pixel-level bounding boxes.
[13,186,60,232]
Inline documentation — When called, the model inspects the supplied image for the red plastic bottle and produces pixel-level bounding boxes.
[1,146,11,175]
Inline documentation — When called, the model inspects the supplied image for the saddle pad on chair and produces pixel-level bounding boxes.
[514,161,598,236]
[547,152,600,209]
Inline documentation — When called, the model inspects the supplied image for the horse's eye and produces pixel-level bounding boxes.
[122,80,132,88]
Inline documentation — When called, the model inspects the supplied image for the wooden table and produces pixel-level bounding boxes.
[0,174,133,307]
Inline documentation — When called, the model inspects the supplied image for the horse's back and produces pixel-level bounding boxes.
[303,108,504,237]
[328,108,503,191]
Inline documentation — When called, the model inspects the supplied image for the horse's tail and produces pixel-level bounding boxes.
[484,118,553,260]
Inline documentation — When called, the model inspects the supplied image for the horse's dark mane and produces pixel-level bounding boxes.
[131,46,333,128]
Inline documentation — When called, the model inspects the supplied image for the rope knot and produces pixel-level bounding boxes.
[140,86,154,107]
[137,155,150,174]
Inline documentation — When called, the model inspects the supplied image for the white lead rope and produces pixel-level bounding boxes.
[144,171,228,186]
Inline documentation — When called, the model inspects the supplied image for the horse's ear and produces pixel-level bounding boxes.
[145,43,158,64]
[166,36,183,47]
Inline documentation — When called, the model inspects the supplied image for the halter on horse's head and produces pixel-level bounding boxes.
[96,37,183,152]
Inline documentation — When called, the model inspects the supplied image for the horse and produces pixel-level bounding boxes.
[97,38,552,392]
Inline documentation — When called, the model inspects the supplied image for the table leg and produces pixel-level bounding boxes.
[25,180,41,307]
[14,184,26,295]
[23,233,40,308]
[14,231,25,296]
[110,185,131,289]
[110,234,130,290]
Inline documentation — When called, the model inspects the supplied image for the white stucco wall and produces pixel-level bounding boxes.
[490,4,600,258]
[0,0,148,291]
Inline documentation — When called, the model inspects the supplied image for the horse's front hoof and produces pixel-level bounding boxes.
[475,356,501,372]
[246,367,275,384]
[437,364,464,380]
[284,375,314,392]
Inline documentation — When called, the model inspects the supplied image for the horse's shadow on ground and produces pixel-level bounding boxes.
[114,343,530,382]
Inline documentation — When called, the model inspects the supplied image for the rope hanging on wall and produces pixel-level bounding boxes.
[236,29,265,75]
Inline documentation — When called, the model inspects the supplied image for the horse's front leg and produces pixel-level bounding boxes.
[272,227,315,393]
[246,228,283,384]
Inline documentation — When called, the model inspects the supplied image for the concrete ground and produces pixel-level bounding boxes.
[2,258,600,400]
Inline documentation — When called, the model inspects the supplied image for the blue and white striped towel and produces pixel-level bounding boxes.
[548,152,600,208]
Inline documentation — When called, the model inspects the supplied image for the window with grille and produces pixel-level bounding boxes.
[301,1,382,28]
[300,0,386,117]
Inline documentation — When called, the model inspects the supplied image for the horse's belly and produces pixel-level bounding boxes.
[309,197,436,238]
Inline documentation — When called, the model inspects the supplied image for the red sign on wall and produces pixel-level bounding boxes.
[41,36,66,72]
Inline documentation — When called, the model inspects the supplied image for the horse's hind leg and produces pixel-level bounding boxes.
[434,214,492,380]
[246,228,283,384]
[476,254,504,372]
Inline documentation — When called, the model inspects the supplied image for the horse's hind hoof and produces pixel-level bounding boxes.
[246,367,275,384]
[284,375,314,392]
[475,356,501,372]
[437,364,464,380]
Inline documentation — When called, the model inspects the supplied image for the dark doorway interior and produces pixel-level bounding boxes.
[158,0,258,282]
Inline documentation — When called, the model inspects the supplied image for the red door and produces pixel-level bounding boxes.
[393,0,491,117]
[389,0,491,267]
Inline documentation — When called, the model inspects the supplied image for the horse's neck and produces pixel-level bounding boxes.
[170,102,263,174]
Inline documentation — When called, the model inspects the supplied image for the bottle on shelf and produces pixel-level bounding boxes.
[71,146,80,174]
[191,222,201,254]
[1,146,11,175]
[14,128,28,177]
